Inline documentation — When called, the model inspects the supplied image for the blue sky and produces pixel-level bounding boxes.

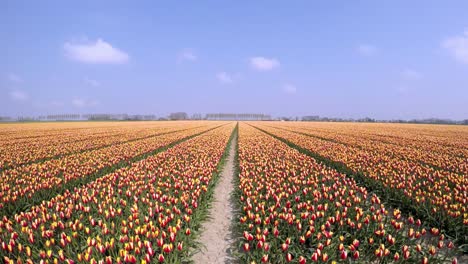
[1,1,468,119]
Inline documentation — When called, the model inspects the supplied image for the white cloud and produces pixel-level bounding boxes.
[250,57,280,71]
[64,38,129,64]
[178,49,197,62]
[72,98,98,108]
[84,77,100,87]
[7,73,23,83]
[216,72,233,84]
[357,44,378,56]
[283,83,297,94]
[10,90,29,102]
[401,69,422,80]
[442,30,468,64]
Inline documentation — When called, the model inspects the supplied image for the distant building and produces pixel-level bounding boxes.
[302,115,320,121]
[206,113,271,120]
[17,116,36,121]
[82,113,156,121]
[45,114,81,121]
[357,117,375,123]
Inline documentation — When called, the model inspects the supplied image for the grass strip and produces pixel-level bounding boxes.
[186,122,238,263]
[228,122,243,264]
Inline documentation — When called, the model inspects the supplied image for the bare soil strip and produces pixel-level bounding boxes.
[192,136,237,264]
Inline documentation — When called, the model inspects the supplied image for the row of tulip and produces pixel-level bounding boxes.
[0,122,201,171]
[263,122,467,175]
[0,123,130,170]
[252,123,467,246]
[0,123,115,140]
[0,122,225,217]
[0,121,153,140]
[236,123,458,263]
[1,122,236,263]
[278,122,468,152]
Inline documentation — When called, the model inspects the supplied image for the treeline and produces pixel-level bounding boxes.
[300,116,468,125]
[1,114,159,122]
[1,113,466,125]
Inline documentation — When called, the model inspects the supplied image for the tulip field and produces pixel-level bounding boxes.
[0,121,466,263]
[251,123,467,245]
[237,123,464,264]
[0,121,235,263]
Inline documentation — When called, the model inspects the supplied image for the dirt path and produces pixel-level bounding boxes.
[192,136,237,264]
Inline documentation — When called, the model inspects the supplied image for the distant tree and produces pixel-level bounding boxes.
[169,112,188,120]
[191,113,202,120]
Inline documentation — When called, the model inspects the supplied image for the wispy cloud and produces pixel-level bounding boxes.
[10,90,29,102]
[250,56,280,71]
[283,83,297,94]
[84,77,100,87]
[442,30,468,64]
[401,69,422,80]
[216,72,233,84]
[50,100,65,107]
[64,38,129,64]
[178,49,197,62]
[396,84,410,94]
[7,73,23,83]
[357,44,378,56]
[72,98,99,107]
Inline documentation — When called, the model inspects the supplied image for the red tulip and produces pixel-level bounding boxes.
[148,246,154,256]
[311,252,318,262]
[298,256,306,264]
[257,240,264,249]
[416,244,422,252]
[322,253,329,262]
[340,250,347,260]
[273,228,279,237]
[158,254,164,263]
[429,246,436,256]
[422,257,428,264]
[299,236,306,244]
[404,250,410,259]
[243,243,250,252]
[353,251,359,260]
[177,242,183,251]
[352,239,360,249]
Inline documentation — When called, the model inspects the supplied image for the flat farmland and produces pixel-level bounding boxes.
[0,121,466,263]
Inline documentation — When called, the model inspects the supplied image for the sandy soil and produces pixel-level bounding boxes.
[192,136,237,264]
